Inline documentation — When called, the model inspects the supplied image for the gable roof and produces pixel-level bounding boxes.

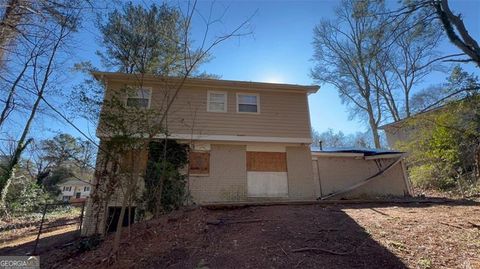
[91,71,320,94]
[58,177,91,186]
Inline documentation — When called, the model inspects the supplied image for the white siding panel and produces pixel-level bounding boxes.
[247,172,288,197]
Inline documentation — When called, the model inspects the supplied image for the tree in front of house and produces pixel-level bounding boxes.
[73,0,253,256]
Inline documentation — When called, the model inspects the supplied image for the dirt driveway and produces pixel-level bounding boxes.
[47,201,480,268]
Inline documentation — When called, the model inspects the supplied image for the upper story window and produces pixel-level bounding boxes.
[207,91,227,112]
[237,93,259,113]
[63,186,72,191]
[126,88,151,108]
[84,186,90,192]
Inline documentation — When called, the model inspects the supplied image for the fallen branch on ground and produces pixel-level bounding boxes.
[292,240,368,256]
[468,221,480,229]
[206,218,273,225]
[291,247,354,256]
[294,259,304,268]
[278,244,289,259]
[439,221,463,229]
[314,228,341,232]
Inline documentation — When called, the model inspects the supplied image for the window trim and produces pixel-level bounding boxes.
[236,93,260,114]
[125,86,152,109]
[207,90,227,113]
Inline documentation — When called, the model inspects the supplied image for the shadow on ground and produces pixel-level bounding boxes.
[6,198,480,268]
[0,229,82,266]
[138,205,408,269]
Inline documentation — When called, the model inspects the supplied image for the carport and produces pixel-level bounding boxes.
[311,148,412,199]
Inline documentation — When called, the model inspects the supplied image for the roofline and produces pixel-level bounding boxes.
[379,101,454,129]
[91,71,320,93]
[311,151,405,159]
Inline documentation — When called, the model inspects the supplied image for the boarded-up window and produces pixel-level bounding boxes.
[246,152,287,172]
[120,149,148,173]
[189,152,210,174]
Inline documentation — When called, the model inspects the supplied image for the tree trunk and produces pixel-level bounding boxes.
[0,87,41,194]
[0,0,26,66]
[154,175,164,218]
[366,102,381,148]
[405,91,411,118]
[112,196,127,254]
[0,60,30,128]
[370,120,381,149]
[0,168,15,216]
[475,142,480,181]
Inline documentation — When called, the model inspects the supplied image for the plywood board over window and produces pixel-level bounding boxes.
[120,149,148,173]
[246,152,287,172]
[189,152,210,174]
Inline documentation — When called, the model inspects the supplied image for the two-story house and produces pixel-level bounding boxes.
[58,178,91,202]
[93,72,318,202]
[82,72,411,235]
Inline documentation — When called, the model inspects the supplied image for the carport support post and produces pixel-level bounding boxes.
[33,203,48,255]
[316,159,323,197]
[401,161,413,196]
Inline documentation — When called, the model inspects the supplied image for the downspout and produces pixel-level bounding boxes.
[318,154,406,200]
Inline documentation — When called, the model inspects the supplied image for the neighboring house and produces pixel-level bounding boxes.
[57,178,91,202]
[82,72,411,235]
[380,105,449,149]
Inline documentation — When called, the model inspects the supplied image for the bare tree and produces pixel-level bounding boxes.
[372,7,445,120]
[312,0,386,148]
[0,1,89,214]
[69,0,254,257]
[389,0,480,67]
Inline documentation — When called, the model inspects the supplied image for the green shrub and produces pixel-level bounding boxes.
[401,96,479,195]
[6,179,53,215]
[409,164,457,191]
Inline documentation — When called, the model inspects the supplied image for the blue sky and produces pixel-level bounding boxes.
[23,0,480,142]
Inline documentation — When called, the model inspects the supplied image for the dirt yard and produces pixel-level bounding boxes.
[41,201,480,268]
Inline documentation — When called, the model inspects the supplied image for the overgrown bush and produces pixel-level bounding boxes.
[409,164,456,190]
[5,177,53,215]
[142,140,188,215]
[400,95,479,195]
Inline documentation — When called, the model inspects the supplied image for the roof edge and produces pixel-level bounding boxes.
[91,71,320,93]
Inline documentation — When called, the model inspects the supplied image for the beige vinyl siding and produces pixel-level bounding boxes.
[101,81,311,139]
